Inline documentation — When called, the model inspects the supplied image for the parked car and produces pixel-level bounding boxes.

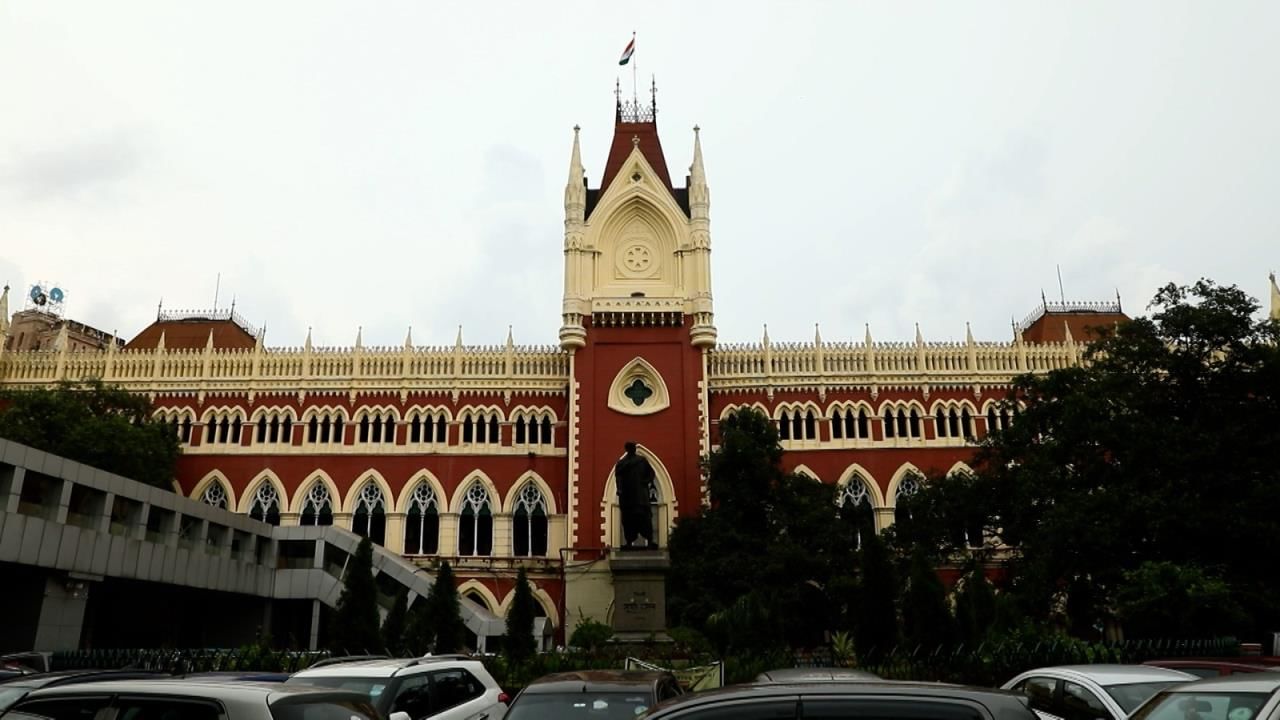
[755,668,880,682]
[0,670,167,712]
[1128,674,1280,720]
[1003,665,1198,720]
[636,679,1040,720]
[287,654,508,720]
[506,670,681,719]
[179,671,292,683]
[1143,660,1279,679]
[5,678,378,720]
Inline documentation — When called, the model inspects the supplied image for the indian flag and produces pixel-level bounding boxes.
[619,36,635,66]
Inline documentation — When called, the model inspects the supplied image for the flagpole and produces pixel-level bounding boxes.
[631,31,637,103]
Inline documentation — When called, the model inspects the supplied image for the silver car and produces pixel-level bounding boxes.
[1004,665,1198,720]
[1128,673,1280,720]
[5,678,379,720]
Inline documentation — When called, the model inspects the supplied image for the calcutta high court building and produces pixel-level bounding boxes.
[0,89,1129,645]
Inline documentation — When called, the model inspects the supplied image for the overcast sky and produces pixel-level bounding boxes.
[2,1,1277,349]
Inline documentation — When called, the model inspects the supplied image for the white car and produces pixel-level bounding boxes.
[287,654,508,720]
[1004,665,1198,720]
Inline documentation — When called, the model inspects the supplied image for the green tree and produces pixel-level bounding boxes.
[403,591,435,655]
[1114,561,1247,639]
[901,549,955,649]
[428,561,466,653]
[973,280,1280,638]
[329,537,381,653]
[854,529,898,659]
[0,379,179,489]
[953,560,997,647]
[668,409,858,651]
[505,567,537,665]
[381,590,408,655]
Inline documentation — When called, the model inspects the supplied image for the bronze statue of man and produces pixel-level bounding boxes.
[614,441,655,549]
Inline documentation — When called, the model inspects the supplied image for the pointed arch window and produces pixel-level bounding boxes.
[883,409,895,439]
[300,483,334,526]
[458,483,493,557]
[779,411,792,440]
[512,483,549,557]
[248,483,281,526]
[404,483,439,555]
[839,477,876,550]
[202,482,229,510]
[894,473,922,528]
[351,482,386,545]
[961,408,973,439]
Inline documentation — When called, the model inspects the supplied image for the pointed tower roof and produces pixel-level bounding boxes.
[1269,272,1279,321]
[0,284,10,335]
[589,79,685,217]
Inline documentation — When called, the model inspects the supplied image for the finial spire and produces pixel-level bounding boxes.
[814,323,822,345]
[864,323,873,346]
[762,323,770,346]
[690,125,706,185]
[404,326,413,348]
[355,326,363,349]
[0,284,9,336]
[965,322,975,344]
[304,327,312,350]
[1269,271,1280,321]
[915,323,924,345]
[455,325,463,349]
[506,325,514,349]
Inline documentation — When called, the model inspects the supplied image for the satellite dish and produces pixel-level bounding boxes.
[29,285,48,306]
[49,288,65,303]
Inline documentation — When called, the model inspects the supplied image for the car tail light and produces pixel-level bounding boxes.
[498,693,510,704]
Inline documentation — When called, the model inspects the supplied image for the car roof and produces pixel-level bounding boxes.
[522,671,671,694]
[1146,660,1275,671]
[757,668,880,682]
[1021,665,1198,685]
[292,656,475,678]
[1159,674,1280,693]
[648,680,1029,715]
[1,670,167,689]
[23,678,369,701]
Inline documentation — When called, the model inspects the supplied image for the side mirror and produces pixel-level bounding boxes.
[389,712,411,720]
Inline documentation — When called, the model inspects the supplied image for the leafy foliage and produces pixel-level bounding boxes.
[668,409,858,653]
[0,380,180,489]
[329,537,381,653]
[427,561,465,653]
[901,549,955,649]
[568,616,613,651]
[1114,561,1247,639]
[505,568,537,665]
[906,280,1280,639]
[381,590,408,655]
[853,529,899,658]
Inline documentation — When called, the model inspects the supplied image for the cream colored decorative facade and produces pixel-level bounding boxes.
[0,92,1168,645]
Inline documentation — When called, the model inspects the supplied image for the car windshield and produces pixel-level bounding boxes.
[271,698,381,720]
[284,676,394,707]
[0,686,34,711]
[507,692,654,720]
[1128,691,1271,720]
[1104,682,1192,714]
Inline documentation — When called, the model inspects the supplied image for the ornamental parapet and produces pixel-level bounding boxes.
[0,343,571,396]
[707,339,1078,392]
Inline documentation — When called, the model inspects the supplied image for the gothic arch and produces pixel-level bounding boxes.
[607,357,671,416]
[497,585,560,628]
[395,470,448,514]
[449,470,500,514]
[237,470,288,514]
[947,461,975,477]
[719,402,769,421]
[191,470,236,509]
[249,405,299,422]
[886,463,926,506]
[836,464,885,508]
[301,405,351,422]
[341,469,394,514]
[199,404,247,423]
[600,444,678,546]
[288,470,341,514]
[501,471,558,515]
[457,580,500,612]
[792,464,821,482]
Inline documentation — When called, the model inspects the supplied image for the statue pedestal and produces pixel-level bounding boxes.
[609,549,672,643]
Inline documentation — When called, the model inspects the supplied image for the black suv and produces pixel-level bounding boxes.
[637,680,1040,720]
[506,670,684,719]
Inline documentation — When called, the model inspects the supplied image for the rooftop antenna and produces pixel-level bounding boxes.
[213,273,221,310]
[1056,265,1066,304]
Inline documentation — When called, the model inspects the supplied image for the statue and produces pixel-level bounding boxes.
[614,441,656,549]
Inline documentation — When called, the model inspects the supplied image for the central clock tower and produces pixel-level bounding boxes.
[560,89,716,620]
